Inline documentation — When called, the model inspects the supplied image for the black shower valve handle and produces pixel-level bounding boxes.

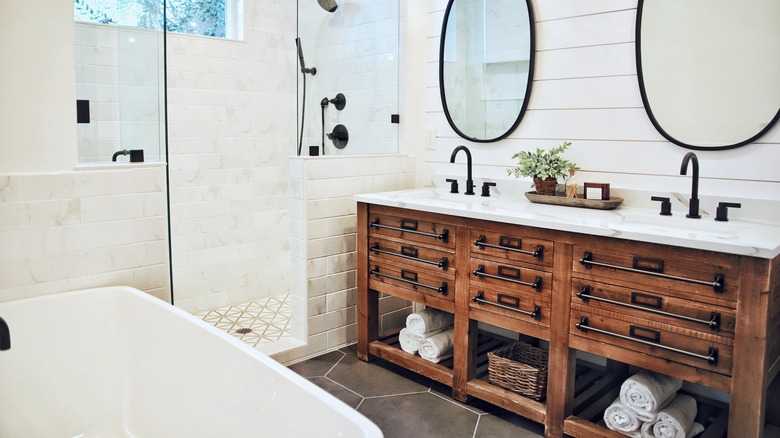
[445,178,459,194]
[650,196,673,216]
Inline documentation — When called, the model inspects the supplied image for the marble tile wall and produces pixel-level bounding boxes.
[297,0,400,155]
[0,165,170,303]
[165,0,297,313]
[275,154,415,364]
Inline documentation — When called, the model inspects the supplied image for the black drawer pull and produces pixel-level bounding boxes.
[575,316,718,365]
[472,291,541,320]
[370,218,449,242]
[630,325,661,343]
[473,265,542,292]
[473,235,544,261]
[370,266,448,295]
[579,252,725,293]
[577,285,721,330]
[369,243,449,270]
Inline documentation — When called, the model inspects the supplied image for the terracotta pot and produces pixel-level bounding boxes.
[533,177,558,196]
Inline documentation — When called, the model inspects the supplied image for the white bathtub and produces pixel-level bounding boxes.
[0,286,382,437]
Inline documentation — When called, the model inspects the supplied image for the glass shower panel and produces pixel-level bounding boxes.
[297,0,400,155]
[74,5,165,164]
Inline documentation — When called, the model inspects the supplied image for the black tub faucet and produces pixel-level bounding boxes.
[680,152,701,218]
[0,316,9,351]
[450,145,475,195]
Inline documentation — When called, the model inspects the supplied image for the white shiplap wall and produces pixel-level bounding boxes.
[419,1,780,200]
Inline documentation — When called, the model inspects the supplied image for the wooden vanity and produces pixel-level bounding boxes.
[356,200,780,437]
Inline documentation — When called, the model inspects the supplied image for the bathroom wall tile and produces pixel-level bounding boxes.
[326,288,357,312]
[307,234,357,260]
[308,308,355,336]
[327,323,357,349]
[327,251,357,274]
[308,296,327,317]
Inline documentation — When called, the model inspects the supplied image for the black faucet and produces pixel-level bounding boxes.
[679,152,701,218]
[450,145,475,195]
[0,316,9,351]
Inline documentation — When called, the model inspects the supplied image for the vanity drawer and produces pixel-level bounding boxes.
[571,279,736,337]
[469,259,552,298]
[368,209,454,250]
[368,237,454,277]
[469,284,550,327]
[470,229,553,270]
[570,305,733,376]
[368,259,453,302]
[572,238,739,306]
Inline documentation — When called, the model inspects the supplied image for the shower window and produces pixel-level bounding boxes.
[74,0,243,39]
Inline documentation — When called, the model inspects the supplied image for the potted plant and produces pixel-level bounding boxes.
[507,141,579,196]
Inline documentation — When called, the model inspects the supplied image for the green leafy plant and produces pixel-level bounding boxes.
[507,141,579,183]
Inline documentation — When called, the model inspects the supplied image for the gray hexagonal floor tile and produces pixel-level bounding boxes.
[475,411,544,437]
[287,350,345,377]
[307,376,364,409]
[327,353,432,398]
[359,392,479,438]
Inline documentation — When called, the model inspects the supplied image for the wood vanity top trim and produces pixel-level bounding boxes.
[357,202,376,362]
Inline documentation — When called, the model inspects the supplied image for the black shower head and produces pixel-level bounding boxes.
[318,0,338,13]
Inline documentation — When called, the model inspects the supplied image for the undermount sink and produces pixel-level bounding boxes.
[610,213,748,238]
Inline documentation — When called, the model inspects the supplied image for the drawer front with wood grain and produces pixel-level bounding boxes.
[469,259,552,299]
[469,284,551,327]
[368,210,454,250]
[368,258,454,302]
[470,229,553,270]
[570,305,733,376]
[368,237,455,278]
[572,239,739,306]
[571,279,736,338]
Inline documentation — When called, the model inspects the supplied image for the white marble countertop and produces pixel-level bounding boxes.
[355,188,780,259]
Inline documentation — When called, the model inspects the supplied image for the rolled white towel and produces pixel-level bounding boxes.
[620,371,682,422]
[398,327,447,354]
[398,328,424,354]
[603,397,643,437]
[418,328,455,363]
[406,308,454,335]
[640,394,705,438]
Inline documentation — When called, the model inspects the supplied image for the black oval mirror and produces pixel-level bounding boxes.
[439,0,535,143]
[636,0,780,150]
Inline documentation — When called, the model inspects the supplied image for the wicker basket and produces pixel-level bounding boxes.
[487,341,549,401]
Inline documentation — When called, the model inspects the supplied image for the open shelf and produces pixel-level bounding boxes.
[563,361,730,438]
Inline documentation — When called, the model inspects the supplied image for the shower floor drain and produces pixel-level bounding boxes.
[235,327,253,335]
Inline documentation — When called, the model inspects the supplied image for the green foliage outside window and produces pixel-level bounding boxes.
[74,0,227,38]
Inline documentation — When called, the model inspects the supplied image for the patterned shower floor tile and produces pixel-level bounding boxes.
[194,295,292,348]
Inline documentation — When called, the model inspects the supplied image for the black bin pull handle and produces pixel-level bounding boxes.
[575,316,718,365]
[473,265,542,292]
[472,291,541,320]
[473,235,544,261]
[370,265,448,295]
[579,251,725,293]
[371,218,449,242]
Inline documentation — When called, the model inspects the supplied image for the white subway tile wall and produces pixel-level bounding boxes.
[0,166,170,303]
[166,0,296,314]
[274,154,415,364]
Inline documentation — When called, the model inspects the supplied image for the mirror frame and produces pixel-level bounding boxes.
[438,0,536,143]
[635,0,780,151]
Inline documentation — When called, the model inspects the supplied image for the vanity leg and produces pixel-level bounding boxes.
[453,226,475,402]
[545,242,575,438]
[357,202,378,362]
[729,257,772,437]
